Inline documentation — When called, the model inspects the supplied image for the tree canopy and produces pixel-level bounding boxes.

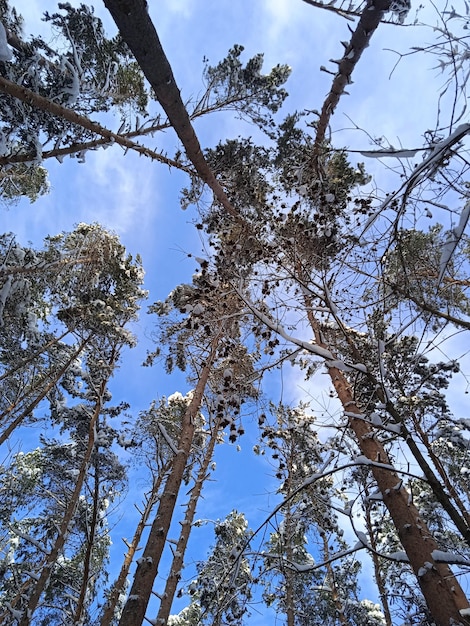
[1,1,470,625]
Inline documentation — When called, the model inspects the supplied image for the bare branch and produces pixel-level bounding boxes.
[0,76,193,174]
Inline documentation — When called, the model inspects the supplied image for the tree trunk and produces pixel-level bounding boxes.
[0,76,190,172]
[73,457,102,624]
[17,350,117,626]
[0,336,91,445]
[411,413,470,531]
[118,338,219,626]
[0,327,72,383]
[100,471,168,626]
[238,280,470,625]
[104,0,239,219]
[308,314,470,626]
[320,535,349,626]
[285,439,298,626]
[343,333,470,545]
[363,485,393,626]
[154,416,221,625]
[332,315,470,545]
[311,0,392,157]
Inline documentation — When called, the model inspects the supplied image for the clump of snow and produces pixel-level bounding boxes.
[417,561,433,577]
[0,22,12,61]
[192,303,205,315]
[387,551,409,562]
[431,550,470,566]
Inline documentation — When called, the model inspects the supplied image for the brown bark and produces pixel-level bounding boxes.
[155,417,221,624]
[99,472,168,626]
[307,313,470,626]
[117,337,219,626]
[0,92,255,168]
[389,282,470,330]
[362,362,470,544]
[367,375,470,545]
[320,534,349,626]
[363,486,393,626]
[73,458,101,624]
[411,415,470,530]
[284,470,296,626]
[0,327,71,383]
[312,0,392,160]
[103,0,239,219]
[0,255,94,278]
[0,76,192,173]
[321,304,470,545]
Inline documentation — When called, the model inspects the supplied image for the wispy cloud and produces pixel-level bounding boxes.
[74,147,156,235]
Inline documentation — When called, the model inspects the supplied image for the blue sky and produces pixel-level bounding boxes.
[3,1,470,623]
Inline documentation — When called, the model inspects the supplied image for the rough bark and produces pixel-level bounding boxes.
[0,255,95,278]
[117,338,219,626]
[312,0,392,159]
[17,348,118,626]
[155,417,220,625]
[363,485,393,626]
[103,0,239,218]
[0,336,92,445]
[311,289,470,547]
[0,327,71,383]
[344,339,470,545]
[306,312,470,626]
[320,535,349,626]
[341,331,470,545]
[100,472,167,626]
[283,469,296,626]
[73,459,102,624]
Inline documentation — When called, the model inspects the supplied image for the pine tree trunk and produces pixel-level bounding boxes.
[320,535,349,626]
[0,327,71,384]
[0,76,189,171]
[104,0,239,219]
[73,456,102,624]
[412,415,470,531]
[0,336,91,445]
[335,316,470,544]
[363,486,393,626]
[283,465,296,626]
[100,470,168,626]
[312,0,392,155]
[306,313,470,626]
[154,417,220,625]
[117,338,219,626]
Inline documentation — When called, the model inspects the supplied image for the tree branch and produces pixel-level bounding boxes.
[0,76,193,174]
[104,0,239,218]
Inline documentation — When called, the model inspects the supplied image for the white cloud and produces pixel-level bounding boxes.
[75,147,156,235]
